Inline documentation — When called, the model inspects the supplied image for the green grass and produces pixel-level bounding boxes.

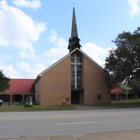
[112,99,140,105]
[0,105,76,112]
[1,99,140,111]
[99,98,140,107]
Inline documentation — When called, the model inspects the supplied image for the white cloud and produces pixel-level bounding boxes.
[43,30,110,67]
[0,60,21,78]
[49,30,67,48]
[49,30,58,43]
[0,0,46,58]
[0,26,111,78]
[40,30,68,64]
[0,1,111,78]
[13,0,41,10]
[17,62,46,78]
[127,0,140,17]
[82,43,110,67]
[0,54,12,60]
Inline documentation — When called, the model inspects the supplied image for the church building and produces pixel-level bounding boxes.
[34,7,111,105]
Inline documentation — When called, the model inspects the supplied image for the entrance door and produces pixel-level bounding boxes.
[71,92,80,104]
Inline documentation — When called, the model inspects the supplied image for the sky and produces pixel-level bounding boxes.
[0,0,140,79]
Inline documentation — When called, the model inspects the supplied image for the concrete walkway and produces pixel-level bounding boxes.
[1,129,140,140]
[71,104,140,110]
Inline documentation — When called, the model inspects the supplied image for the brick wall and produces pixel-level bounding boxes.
[40,56,71,105]
[35,50,111,106]
[83,56,111,104]
[35,78,41,104]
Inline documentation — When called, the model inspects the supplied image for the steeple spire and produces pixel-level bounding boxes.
[71,7,78,38]
[68,7,81,52]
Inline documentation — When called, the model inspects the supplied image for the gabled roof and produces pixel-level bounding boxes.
[111,86,126,94]
[34,48,104,84]
[4,79,35,93]
[79,48,104,71]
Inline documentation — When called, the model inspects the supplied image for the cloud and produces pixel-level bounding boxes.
[0,27,111,78]
[13,0,41,10]
[42,30,110,68]
[49,30,58,43]
[127,0,140,17]
[49,29,67,48]
[0,0,46,58]
[0,54,12,60]
[43,30,110,67]
[0,2,111,78]
[82,43,111,67]
[17,62,46,78]
[40,30,68,64]
[0,60,21,78]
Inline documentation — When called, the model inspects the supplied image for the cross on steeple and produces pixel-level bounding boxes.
[68,7,81,52]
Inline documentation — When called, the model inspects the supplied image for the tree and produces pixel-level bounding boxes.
[129,79,140,97]
[104,27,140,88]
[0,70,10,92]
[119,83,130,92]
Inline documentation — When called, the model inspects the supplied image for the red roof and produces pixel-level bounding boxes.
[111,86,122,93]
[111,86,126,94]
[5,79,35,93]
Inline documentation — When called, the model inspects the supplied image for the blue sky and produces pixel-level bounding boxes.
[0,0,140,79]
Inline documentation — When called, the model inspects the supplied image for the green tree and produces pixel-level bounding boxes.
[129,79,140,97]
[105,27,140,88]
[119,83,130,92]
[0,70,10,92]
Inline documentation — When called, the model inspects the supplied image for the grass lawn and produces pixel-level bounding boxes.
[0,99,140,111]
[0,105,76,112]
[113,98,140,105]
[100,98,140,107]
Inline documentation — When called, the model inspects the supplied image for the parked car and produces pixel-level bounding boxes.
[0,100,3,106]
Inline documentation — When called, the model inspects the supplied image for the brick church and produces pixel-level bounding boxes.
[0,7,111,105]
[34,7,111,105]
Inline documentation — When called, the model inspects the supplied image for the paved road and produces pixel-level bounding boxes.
[0,107,140,139]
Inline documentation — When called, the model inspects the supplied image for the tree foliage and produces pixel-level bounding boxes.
[0,70,10,92]
[105,27,140,88]
[119,83,130,92]
[129,79,140,96]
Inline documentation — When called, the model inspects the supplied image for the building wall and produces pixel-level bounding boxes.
[40,56,71,105]
[35,78,41,104]
[83,56,111,104]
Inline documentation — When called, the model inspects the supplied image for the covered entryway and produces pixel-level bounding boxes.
[71,91,83,104]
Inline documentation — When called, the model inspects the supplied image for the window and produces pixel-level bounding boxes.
[76,56,81,63]
[71,52,82,89]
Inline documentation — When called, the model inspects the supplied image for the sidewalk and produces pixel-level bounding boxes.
[1,129,140,140]
[71,104,140,110]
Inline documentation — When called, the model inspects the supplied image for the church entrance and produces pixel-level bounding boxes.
[71,91,83,104]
